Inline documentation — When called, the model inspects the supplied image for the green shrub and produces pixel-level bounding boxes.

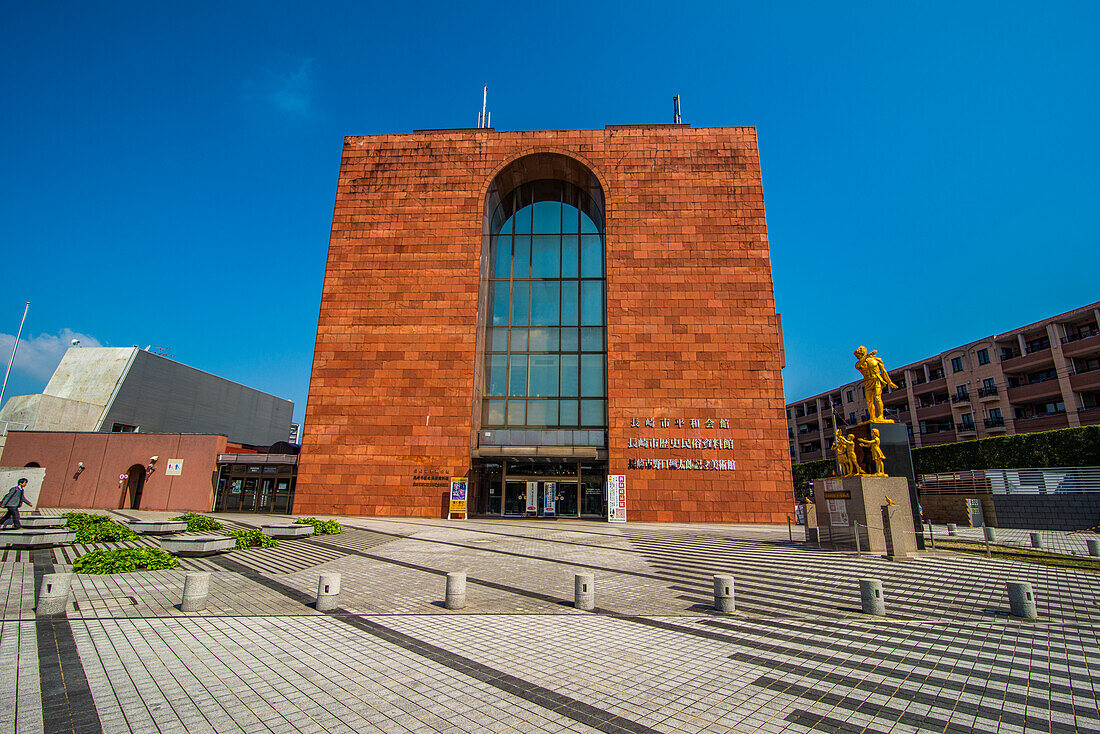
[73,547,179,574]
[294,517,342,535]
[171,512,223,532]
[912,425,1100,474]
[63,512,138,543]
[791,459,837,500]
[224,529,278,550]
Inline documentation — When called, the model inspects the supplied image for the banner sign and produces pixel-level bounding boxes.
[448,478,468,519]
[526,482,538,514]
[607,474,627,523]
[543,482,556,515]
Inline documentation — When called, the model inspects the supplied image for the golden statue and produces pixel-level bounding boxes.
[833,428,864,478]
[854,346,898,423]
[858,427,887,476]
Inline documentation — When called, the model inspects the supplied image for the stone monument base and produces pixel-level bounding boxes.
[812,476,918,559]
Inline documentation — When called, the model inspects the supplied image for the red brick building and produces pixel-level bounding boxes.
[296,125,792,522]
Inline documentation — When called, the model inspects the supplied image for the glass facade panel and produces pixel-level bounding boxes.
[511,282,529,325]
[492,283,509,326]
[581,235,603,276]
[530,282,560,325]
[580,355,605,397]
[560,281,579,325]
[580,281,603,326]
[526,399,558,426]
[528,327,558,352]
[487,355,507,396]
[560,354,579,396]
[508,355,527,397]
[513,235,531,278]
[561,235,579,277]
[493,236,510,279]
[482,179,606,430]
[528,355,559,397]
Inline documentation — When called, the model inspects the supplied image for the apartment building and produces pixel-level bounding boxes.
[787,301,1100,464]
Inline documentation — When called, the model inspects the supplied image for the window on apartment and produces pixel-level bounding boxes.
[951,357,963,373]
[989,407,1002,421]
[1026,336,1051,353]
[846,390,853,403]
[111,423,137,433]
[961,413,975,428]
[982,377,996,390]
[786,408,791,419]
[848,412,855,424]
[976,349,990,365]
[955,385,969,399]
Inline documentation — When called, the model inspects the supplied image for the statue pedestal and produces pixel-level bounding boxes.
[812,476,918,559]
[848,421,924,550]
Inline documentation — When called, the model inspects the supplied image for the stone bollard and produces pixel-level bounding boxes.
[859,578,886,616]
[37,573,73,616]
[983,527,996,543]
[1087,539,1100,557]
[445,572,466,610]
[180,572,211,612]
[316,572,341,611]
[946,523,957,536]
[1030,533,1043,549]
[712,575,735,613]
[574,573,595,611]
[1007,581,1038,620]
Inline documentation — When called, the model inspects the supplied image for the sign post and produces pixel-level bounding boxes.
[525,481,537,516]
[607,474,627,523]
[543,481,556,517]
[448,477,468,520]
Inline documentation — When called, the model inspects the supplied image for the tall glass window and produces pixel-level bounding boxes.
[483,180,606,428]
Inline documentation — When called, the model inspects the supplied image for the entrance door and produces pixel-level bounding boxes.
[125,465,146,510]
[504,481,527,515]
[556,482,579,517]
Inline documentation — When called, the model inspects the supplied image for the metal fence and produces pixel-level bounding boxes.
[919,467,1100,495]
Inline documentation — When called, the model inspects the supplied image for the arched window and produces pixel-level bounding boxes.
[482,179,606,428]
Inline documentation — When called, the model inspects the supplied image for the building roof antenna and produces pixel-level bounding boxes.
[673,94,682,124]
[477,85,491,129]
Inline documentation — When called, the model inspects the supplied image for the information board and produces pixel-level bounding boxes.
[607,475,627,523]
[543,482,556,515]
[526,482,538,514]
[448,478,468,519]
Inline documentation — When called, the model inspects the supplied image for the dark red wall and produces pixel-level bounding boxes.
[2,432,226,511]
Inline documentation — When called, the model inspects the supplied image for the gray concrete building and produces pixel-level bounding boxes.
[0,346,292,449]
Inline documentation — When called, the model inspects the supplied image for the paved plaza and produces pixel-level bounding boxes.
[2,513,1099,734]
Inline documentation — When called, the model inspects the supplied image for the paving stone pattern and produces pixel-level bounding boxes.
[2,511,1099,733]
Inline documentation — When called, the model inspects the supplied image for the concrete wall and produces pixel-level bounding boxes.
[0,468,46,509]
[919,493,998,527]
[991,494,1100,531]
[101,349,292,446]
[0,431,226,511]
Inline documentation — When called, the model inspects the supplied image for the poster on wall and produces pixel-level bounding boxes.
[448,478,468,519]
[543,482,556,516]
[827,498,849,527]
[165,459,183,476]
[607,474,627,523]
[526,482,538,514]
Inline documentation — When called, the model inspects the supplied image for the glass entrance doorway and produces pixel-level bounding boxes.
[476,458,606,519]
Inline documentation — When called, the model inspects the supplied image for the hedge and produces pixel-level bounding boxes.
[911,424,1100,474]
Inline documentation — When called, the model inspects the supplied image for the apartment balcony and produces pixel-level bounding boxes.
[924,376,947,392]
[955,422,978,436]
[1077,407,1100,427]
[977,385,1000,401]
[1061,330,1100,358]
[798,450,824,462]
[916,401,952,419]
[1069,368,1100,393]
[1006,377,1063,403]
[1000,346,1054,371]
[884,388,908,404]
[984,416,1007,431]
[950,392,971,405]
[795,412,815,424]
[1013,411,1070,433]
[919,428,957,446]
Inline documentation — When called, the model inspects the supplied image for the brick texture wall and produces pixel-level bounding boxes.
[295,125,792,522]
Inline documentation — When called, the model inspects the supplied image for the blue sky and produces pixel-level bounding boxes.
[2,1,1097,424]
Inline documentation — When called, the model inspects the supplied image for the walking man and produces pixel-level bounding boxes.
[1,478,32,529]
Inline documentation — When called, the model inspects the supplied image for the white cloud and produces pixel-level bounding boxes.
[247,58,315,117]
[0,329,103,383]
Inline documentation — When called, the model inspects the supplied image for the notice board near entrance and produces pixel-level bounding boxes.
[448,478,468,519]
[608,475,626,522]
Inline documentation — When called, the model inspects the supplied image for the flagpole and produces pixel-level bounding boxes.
[0,302,30,411]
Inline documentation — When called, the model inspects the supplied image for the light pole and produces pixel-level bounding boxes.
[0,301,30,412]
